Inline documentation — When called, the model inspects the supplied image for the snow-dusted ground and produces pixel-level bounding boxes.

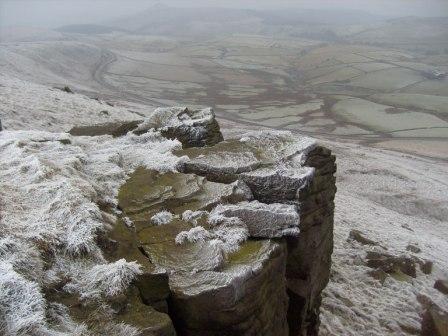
[319,141,448,335]
[0,74,152,132]
[1,75,447,335]
[0,129,182,335]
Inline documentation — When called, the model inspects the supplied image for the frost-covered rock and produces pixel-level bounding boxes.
[175,226,212,244]
[135,106,224,147]
[240,166,314,202]
[210,201,300,238]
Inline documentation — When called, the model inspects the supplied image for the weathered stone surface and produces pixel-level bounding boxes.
[367,269,388,284]
[118,168,251,228]
[421,260,433,275]
[434,280,448,295]
[286,145,336,336]
[169,240,289,336]
[104,217,172,308]
[365,250,434,280]
[115,167,292,335]
[177,131,317,201]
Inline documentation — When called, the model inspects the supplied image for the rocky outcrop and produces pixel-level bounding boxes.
[285,145,336,336]
[100,108,336,335]
[135,107,223,148]
[69,107,223,147]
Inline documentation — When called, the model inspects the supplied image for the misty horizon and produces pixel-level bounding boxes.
[1,0,448,29]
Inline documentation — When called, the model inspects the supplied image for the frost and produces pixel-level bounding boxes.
[175,226,213,245]
[136,106,215,132]
[0,128,183,334]
[176,199,300,255]
[0,262,46,335]
[211,226,249,254]
[63,259,142,301]
[238,130,316,164]
[210,201,300,238]
[151,211,174,225]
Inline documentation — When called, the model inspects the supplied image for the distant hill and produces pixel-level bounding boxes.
[108,5,261,36]
[347,16,448,49]
[107,4,383,37]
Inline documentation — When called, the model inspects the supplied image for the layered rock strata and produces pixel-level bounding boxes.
[95,108,336,335]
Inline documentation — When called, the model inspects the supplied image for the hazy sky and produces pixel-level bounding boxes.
[1,0,448,28]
